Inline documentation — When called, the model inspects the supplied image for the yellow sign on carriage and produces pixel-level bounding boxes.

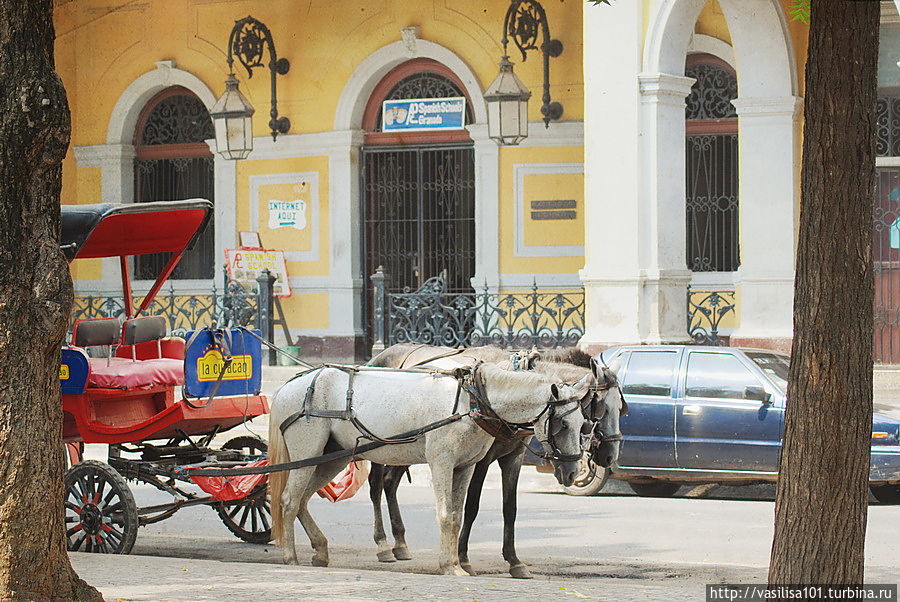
[59,365,70,380]
[196,349,253,382]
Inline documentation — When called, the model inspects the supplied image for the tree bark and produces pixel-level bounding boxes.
[0,1,101,599]
[769,0,879,585]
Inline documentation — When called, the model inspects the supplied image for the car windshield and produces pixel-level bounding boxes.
[746,351,790,393]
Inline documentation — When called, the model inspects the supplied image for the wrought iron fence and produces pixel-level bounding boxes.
[71,267,261,337]
[371,268,585,351]
[687,287,736,346]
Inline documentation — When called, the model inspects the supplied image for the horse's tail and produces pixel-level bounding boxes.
[268,411,289,546]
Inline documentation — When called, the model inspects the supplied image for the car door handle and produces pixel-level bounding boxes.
[682,405,701,415]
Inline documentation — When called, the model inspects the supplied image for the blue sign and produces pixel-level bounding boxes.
[60,348,90,395]
[184,328,263,398]
[382,97,466,132]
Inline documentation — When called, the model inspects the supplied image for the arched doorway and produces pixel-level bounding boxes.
[685,54,739,273]
[361,59,476,342]
[133,87,215,280]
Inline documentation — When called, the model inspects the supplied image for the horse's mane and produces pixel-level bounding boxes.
[531,360,591,383]
[478,361,556,390]
[538,347,594,369]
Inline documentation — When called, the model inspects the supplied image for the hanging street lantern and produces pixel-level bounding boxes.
[211,16,290,160]
[484,56,531,146]
[486,0,564,146]
[210,74,255,160]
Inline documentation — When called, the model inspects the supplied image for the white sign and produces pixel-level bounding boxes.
[267,199,307,230]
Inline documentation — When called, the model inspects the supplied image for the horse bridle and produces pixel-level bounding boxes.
[463,365,583,462]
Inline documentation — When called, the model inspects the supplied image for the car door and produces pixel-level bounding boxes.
[675,350,784,472]
[616,349,681,468]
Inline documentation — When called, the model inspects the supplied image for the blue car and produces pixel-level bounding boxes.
[589,345,900,503]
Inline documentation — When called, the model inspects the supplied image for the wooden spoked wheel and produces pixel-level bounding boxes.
[215,436,273,544]
[65,460,138,554]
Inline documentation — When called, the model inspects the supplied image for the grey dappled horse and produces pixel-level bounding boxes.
[367,344,626,578]
[267,358,590,576]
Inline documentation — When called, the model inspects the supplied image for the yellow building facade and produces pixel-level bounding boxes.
[55,0,587,359]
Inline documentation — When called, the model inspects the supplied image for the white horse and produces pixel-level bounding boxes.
[268,360,590,576]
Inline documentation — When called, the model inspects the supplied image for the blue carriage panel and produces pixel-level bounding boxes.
[184,329,263,398]
[60,347,90,395]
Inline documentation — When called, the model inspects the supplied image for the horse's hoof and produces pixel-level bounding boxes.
[377,550,397,563]
[283,557,300,566]
[460,562,477,576]
[441,565,470,577]
[392,546,412,561]
[509,564,533,579]
[311,555,329,567]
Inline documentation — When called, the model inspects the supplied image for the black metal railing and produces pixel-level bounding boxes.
[687,287,736,346]
[370,267,585,352]
[71,266,273,339]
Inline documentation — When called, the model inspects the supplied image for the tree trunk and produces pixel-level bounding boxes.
[0,1,101,599]
[769,0,879,585]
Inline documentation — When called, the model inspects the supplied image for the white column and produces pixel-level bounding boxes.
[468,124,501,292]
[327,130,366,350]
[73,143,136,292]
[730,96,801,349]
[638,72,695,344]
[579,0,645,349]
[210,144,237,275]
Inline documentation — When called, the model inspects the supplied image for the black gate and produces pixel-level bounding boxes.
[361,145,476,344]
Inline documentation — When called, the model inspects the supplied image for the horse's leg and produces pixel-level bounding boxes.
[384,466,412,560]
[497,446,532,579]
[280,466,314,566]
[296,458,349,567]
[428,459,470,576]
[368,463,394,562]
[458,455,491,576]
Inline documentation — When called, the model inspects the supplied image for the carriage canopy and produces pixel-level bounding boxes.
[61,199,213,261]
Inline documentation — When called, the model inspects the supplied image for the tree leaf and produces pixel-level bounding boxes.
[790,0,810,24]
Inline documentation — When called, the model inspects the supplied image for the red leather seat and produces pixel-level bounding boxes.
[88,357,184,389]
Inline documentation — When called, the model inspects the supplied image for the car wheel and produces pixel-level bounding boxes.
[628,480,681,498]
[563,454,609,496]
[870,484,900,504]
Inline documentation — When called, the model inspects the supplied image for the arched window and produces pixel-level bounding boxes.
[685,55,739,272]
[133,88,215,280]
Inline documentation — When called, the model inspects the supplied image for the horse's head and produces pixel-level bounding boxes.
[588,361,628,468]
[533,374,593,487]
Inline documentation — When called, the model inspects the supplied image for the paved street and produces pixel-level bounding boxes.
[73,447,899,600]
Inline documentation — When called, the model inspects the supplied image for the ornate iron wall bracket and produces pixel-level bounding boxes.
[226,16,290,140]
[502,0,564,127]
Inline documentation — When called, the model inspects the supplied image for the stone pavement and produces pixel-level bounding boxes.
[70,552,769,601]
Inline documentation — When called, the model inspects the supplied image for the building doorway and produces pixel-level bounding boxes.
[360,60,476,345]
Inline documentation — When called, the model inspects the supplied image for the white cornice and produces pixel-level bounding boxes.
[731,96,803,118]
[638,72,695,104]
[73,143,135,167]
[241,129,365,159]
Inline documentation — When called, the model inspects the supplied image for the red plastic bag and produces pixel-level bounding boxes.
[190,460,268,501]
[316,461,369,503]
[190,460,369,503]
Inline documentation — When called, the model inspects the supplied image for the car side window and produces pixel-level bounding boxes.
[621,351,678,397]
[685,352,764,400]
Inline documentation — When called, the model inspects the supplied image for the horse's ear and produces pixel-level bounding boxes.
[550,383,560,400]
[573,374,592,398]
[526,347,541,370]
[590,359,599,379]
[619,396,629,417]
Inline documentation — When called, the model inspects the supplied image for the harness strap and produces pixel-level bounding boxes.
[404,347,468,368]
[462,367,531,441]
[181,412,468,477]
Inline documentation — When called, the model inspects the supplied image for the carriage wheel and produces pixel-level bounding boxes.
[215,436,273,544]
[65,460,138,554]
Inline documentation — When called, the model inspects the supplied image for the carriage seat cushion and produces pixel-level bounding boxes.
[87,357,184,389]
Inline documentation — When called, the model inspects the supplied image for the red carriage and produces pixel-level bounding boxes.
[61,199,272,553]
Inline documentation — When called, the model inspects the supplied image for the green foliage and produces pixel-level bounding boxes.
[586,0,612,5]
[790,0,810,24]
